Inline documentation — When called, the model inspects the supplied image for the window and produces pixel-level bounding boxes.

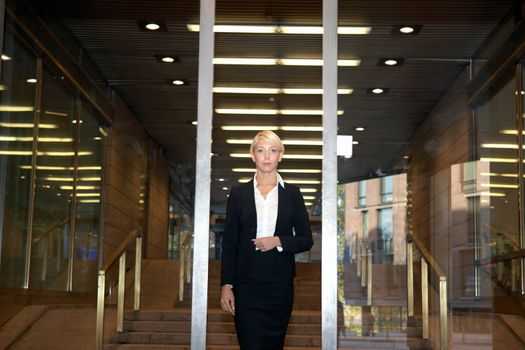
[358,180,366,207]
[378,208,393,264]
[380,176,393,203]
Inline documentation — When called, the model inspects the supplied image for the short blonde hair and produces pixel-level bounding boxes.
[250,130,285,155]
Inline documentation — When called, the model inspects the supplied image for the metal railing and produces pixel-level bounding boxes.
[356,237,372,305]
[96,229,143,350]
[407,232,448,350]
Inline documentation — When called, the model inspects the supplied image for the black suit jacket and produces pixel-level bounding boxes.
[220,180,314,286]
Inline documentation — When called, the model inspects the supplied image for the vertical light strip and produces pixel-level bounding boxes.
[322,0,338,348]
[190,0,214,349]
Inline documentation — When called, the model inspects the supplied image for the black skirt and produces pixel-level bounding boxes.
[234,280,294,350]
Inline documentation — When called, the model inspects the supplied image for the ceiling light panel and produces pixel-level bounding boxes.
[220,126,323,132]
[213,58,361,67]
[187,24,371,35]
[216,109,343,116]
[213,87,353,94]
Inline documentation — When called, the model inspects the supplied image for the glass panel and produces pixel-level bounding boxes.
[0,24,38,288]
[71,103,104,293]
[475,76,520,257]
[339,174,407,343]
[28,64,76,291]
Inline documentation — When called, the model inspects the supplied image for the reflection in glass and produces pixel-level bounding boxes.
[475,76,520,257]
[339,174,407,344]
[72,103,104,292]
[0,24,37,288]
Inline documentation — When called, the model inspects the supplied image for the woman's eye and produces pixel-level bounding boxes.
[271,149,277,153]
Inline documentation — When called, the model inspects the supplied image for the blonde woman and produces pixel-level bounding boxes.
[220,130,314,349]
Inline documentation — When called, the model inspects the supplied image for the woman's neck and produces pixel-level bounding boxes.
[256,171,277,186]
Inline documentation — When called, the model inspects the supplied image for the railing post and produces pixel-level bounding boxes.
[439,277,448,350]
[117,252,126,332]
[421,258,429,339]
[134,236,142,311]
[96,271,106,350]
[407,241,414,317]
[367,248,372,305]
[361,247,366,288]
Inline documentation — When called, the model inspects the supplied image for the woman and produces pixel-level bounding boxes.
[220,130,314,350]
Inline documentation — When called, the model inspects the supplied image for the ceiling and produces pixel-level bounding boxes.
[30,0,516,213]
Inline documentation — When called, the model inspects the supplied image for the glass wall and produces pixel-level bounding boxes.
[0,20,106,292]
[0,23,37,288]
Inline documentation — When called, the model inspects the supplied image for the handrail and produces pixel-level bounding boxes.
[32,217,70,244]
[407,232,448,350]
[100,229,141,272]
[96,229,143,350]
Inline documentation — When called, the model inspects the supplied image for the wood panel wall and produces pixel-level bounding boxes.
[103,91,169,263]
[146,141,169,259]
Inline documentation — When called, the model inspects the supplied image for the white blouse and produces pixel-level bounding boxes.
[253,173,284,252]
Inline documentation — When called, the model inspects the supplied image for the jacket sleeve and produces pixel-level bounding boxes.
[221,187,240,286]
[279,185,314,254]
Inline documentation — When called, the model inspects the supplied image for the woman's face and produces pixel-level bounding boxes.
[251,139,283,173]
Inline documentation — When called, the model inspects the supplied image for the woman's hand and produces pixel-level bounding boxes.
[220,285,235,316]
[252,236,281,252]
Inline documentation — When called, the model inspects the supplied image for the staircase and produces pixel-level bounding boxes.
[105,260,432,350]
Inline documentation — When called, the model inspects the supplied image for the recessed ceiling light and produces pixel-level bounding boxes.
[155,55,181,63]
[372,88,384,94]
[355,127,365,131]
[26,78,37,83]
[137,21,167,32]
[392,25,422,35]
[192,121,198,125]
[172,79,186,86]
[352,141,359,145]
[1,54,11,61]
[379,58,404,66]
[146,23,160,30]
[218,178,225,182]
[222,187,228,191]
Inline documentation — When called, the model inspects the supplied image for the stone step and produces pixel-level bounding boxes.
[125,309,322,324]
[124,320,322,335]
[112,332,322,346]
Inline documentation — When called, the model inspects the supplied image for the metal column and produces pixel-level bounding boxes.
[190,0,215,349]
[322,0,338,348]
